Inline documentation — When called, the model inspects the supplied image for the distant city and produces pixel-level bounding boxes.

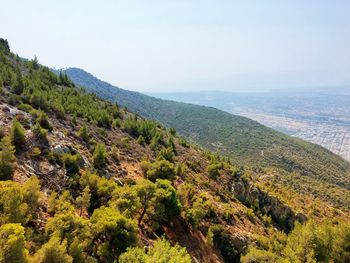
[152,87,350,161]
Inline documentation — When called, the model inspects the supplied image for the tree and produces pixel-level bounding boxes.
[36,111,53,131]
[242,219,350,263]
[13,69,25,95]
[119,238,191,263]
[0,136,16,180]
[79,170,117,211]
[109,185,141,218]
[206,163,222,180]
[0,181,29,225]
[152,179,181,227]
[0,38,10,54]
[76,186,91,216]
[93,142,107,169]
[90,206,138,261]
[10,119,26,151]
[32,235,73,263]
[135,179,156,226]
[78,125,89,142]
[22,176,41,217]
[31,56,39,70]
[0,223,28,263]
[144,159,175,182]
[63,153,81,175]
[45,211,91,262]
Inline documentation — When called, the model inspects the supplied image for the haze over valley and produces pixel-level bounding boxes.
[152,87,350,161]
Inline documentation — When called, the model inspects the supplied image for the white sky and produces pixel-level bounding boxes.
[1,0,349,92]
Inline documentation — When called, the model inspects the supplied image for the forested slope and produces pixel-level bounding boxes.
[65,68,350,209]
[1,38,350,262]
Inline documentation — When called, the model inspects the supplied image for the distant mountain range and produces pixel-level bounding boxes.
[64,67,350,209]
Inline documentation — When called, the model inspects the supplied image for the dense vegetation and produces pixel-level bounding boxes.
[65,68,350,210]
[243,220,350,262]
[1,38,350,262]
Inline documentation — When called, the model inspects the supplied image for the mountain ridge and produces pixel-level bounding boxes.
[64,67,350,209]
[1,38,350,262]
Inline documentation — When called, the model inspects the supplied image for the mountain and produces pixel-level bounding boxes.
[150,89,350,162]
[1,38,350,262]
[64,68,350,209]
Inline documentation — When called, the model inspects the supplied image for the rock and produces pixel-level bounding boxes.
[53,144,71,154]
[231,178,307,232]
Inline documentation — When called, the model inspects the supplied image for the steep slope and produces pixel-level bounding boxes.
[64,68,350,209]
[2,38,350,262]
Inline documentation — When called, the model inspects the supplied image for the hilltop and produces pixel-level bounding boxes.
[64,68,350,210]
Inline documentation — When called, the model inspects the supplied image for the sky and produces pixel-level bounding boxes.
[1,0,350,92]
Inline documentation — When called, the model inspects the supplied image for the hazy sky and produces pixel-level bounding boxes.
[1,1,349,92]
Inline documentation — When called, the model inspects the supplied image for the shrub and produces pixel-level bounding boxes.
[110,145,120,162]
[79,170,117,211]
[90,207,138,260]
[186,192,215,227]
[10,118,26,151]
[33,235,73,263]
[179,137,190,148]
[0,223,28,263]
[120,238,191,263]
[63,153,81,175]
[0,136,15,180]
[206,163,223,180]
[37,111,53,131]
[137,135,145,145]
[175,163,187,177]
[157,147,174,162]
[0,185,26,222]
[152,179,181,224]
[77,125,89,142]
[18,103,34,113]
[144,159,175,182]
[29,147,41,158]
[32,123,48,144]
[76,186,91,216]
[92,142,107,169]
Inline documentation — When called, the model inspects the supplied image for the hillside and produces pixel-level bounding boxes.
[1,38,350,262]
[64,68,350,209]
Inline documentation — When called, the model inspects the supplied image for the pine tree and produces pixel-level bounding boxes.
[0,223,28,263]
[76,186,91,216]
[13,69,25,95]
[77,125,89,142]
[93,142,107,169]
[0,136,16,180]
[10,119,26,151]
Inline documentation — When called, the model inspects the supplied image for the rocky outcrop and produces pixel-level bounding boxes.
[232,179,307,232]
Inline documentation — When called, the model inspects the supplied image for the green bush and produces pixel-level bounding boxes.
[0,136,15,180]
[32,123,48,144]
[10,119,26,151]
[90,206,138,261]
[120,238,191,263]
[63,153,81,175]
[77,125,89,142]
[0,223,28,263]
[144,159,175,182]
[37,111,53,131]
[92,142,107,169]
[206,163,223,180]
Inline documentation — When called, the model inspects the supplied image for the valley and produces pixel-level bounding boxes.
[152,89,350,161]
